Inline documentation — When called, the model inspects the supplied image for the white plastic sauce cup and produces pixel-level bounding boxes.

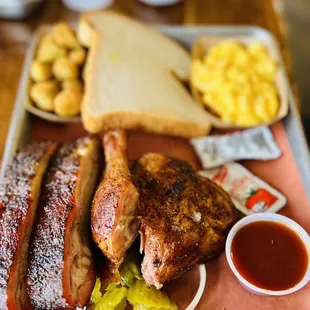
[225,213,310,296]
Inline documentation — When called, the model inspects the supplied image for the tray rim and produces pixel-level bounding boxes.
[1,25,310,201]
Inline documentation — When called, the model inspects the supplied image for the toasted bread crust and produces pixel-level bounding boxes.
[82,109,211,137]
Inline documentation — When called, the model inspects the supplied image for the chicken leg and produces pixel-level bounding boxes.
[91,130,139,278]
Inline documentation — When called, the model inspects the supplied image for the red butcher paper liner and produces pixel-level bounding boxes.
[31,121,310,309]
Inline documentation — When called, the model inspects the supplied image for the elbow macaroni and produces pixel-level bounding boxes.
[191,41,279,126]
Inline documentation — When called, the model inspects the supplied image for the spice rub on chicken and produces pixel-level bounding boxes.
[91,130,139,278]
[27,137,101,309]
[131,153,237,289]
[0,141,56,310]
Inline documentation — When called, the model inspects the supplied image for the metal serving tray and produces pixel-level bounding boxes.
[1,25,310,310]
[1,25,310,203]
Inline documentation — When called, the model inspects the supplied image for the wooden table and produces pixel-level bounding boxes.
[0,0,296,161]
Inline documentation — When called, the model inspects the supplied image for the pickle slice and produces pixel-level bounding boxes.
[91,278,102,304]
[94,286,127,310]
[90,256,177,309]
[120,258,143,287]
[128,280,177,310]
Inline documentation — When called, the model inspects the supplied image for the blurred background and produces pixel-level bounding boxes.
[0,0,309,149]
[280,0,310,143]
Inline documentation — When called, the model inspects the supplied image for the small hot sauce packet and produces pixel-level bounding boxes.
[199,162,287,215]
[191,126,281,169]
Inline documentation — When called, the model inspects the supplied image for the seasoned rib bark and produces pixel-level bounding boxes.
[27,137,101,309]
[91,130,139,278]
[0,141,56,310]
[131,153,237,289]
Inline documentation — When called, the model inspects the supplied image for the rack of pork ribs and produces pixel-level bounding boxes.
[0,131,237,309]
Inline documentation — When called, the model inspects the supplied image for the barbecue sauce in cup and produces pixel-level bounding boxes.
[231,221,309,291]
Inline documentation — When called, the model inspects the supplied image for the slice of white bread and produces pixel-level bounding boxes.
[78,11,211,137]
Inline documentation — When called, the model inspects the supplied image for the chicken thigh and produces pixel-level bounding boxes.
[131,153,237,289]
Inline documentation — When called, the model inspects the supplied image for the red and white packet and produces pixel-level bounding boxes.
[199,162,287,215]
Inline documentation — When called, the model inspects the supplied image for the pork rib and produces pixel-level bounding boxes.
[91,130,139,277]
[0,141,56,310]
[131,153,237,289]
[27,137,101,309]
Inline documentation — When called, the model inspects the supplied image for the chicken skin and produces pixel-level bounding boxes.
[131,153,237,289]
[91,130,139,275]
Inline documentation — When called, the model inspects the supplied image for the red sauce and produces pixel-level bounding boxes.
[231,221,309,291]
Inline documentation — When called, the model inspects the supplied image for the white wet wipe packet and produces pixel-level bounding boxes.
[191,126,281,169]
[199,162,287,215]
